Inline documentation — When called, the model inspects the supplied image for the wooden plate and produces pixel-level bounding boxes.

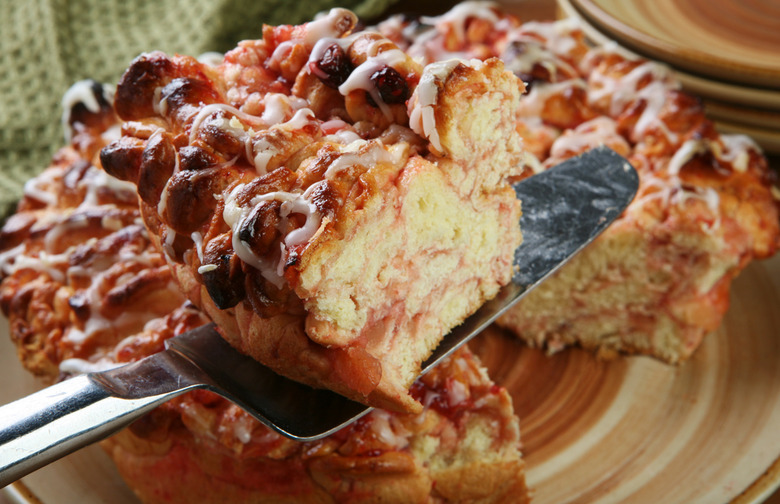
[3,254,780,503]
[558,0,780,154]
[568,0,780,89]
[558,0,780,111]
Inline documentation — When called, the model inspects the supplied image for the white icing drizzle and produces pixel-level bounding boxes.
[80,168,139,208]
[198,264,218,274]
[308,36,354,74]
[518,78,587,118]
[8,251,70,283]
[223,184,323,288]
[61,80,115,142]
[270,40,296,65]
[408,59,463,152]
[667,139,709,177]
[322,139,397,178]
[716,134,758,173]
[501,23,579,81]
[43,213,89,252]
[260,93,308,126]
[309,33,411,120]
[321,119,362,144]
[519,19,581,57]
[185,96,314,176]
[252,137,276,175]
[304,8,355,45]
[161,224,177,260]
[0,244,27,276]
[367,410,410,449]
[153,86,168,116]
[191,231,205,262]
[548,116,624,161]
[23,177,58,206]
[420,1,499,44]
[189,103,261,144]
[587,60,680,142]
[338,48,408,120]
[283,108,316,130]
[197,51,224,66]
[250,107,316,174]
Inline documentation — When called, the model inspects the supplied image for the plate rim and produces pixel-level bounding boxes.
[568,0,780,89]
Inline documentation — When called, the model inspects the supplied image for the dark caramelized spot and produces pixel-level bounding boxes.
[68,294,91,320]
[238,201,283,257]
[114,52,175,120]
[312,44,354,89]
[306,179,341,217]
[179,145,217,171]
[199,115,244,158]
[370,66,409,105]
[138,132,176,207]
[201,234,246,309]
[161,77,221,127]
[163,169,217,234]
[100,136,146,184]
[0,213,36,250]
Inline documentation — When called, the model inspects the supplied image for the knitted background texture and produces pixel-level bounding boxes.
[0,0,398,219]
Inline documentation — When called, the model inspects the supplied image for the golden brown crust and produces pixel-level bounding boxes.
[1,77,527,503]
[379,5,780,362]
[100,10,525,412]
[101,345,526,504]
[0,86,194,378]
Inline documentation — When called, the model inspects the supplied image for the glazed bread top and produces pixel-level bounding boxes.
[99,8,526,412]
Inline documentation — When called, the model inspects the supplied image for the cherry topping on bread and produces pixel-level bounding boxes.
[370,66,409,104]
[311,44,354,89]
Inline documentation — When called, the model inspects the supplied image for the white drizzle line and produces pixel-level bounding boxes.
[60,80,115,142]
[322,139,397,179]
[338,48,408,120]
[222,183,323,288]
[188,103,263,144]
[304,8,356,46]
[587,59,681,142]
[408,58,482,153]
[308,34,410,121]
[420,1,499,43]
[251,108,316,175]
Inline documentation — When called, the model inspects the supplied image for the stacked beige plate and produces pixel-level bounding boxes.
[558,0,780,153]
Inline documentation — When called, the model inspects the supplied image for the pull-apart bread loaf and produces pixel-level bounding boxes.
[378,2,780,362]
[99,8,525,413]
[0,81,528,503]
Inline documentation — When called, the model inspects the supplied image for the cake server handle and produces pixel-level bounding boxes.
[0,350,205,487]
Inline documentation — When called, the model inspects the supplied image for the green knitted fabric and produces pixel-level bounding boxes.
[0,0,398,220]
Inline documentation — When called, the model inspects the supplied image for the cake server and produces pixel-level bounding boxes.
[0,146,638,486]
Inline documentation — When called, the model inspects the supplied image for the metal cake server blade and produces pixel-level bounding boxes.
[0,146,638,486]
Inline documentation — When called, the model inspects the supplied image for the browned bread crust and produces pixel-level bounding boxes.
[0,73,528,504]
[99,9,525,412]
[378,4,780,362]
[103,345,527,504]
